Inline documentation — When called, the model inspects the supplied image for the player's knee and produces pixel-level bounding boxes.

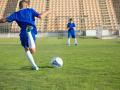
[30,48,36,54]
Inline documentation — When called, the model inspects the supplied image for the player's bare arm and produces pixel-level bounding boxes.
[38,10,51,19]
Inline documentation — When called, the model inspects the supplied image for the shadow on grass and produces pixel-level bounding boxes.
[39,66,53,69]
[18,66,54,70]
[0,66,54,71]
[20,65,54,71]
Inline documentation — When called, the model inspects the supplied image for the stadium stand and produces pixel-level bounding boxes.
[0,0,18,33]
[0,0,120,35]
[112,0,120,25]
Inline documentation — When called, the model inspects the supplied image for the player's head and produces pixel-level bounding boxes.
[19,0,30,9]
[69,18,73,23]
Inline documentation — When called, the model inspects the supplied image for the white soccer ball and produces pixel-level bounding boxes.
[51,57,63,67]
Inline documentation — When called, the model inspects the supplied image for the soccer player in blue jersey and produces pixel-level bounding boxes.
[0,0,50,70]
[67,18,78,46]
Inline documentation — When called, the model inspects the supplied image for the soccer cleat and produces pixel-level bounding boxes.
[32,66,39,70]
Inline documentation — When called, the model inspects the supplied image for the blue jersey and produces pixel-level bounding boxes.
[6,8,40,35]
[6,8,40,48]
[67,22,76,38]
[67,22,76,30]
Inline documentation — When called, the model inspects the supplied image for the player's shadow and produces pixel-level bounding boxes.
[20,65,54,70]
[20,66,32,70]
[0,66,53,71]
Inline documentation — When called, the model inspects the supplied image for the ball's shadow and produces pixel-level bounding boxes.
[39,66,54,69]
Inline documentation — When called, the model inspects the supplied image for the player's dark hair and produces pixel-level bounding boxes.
[19,0,30,9]
[69,18,73,22]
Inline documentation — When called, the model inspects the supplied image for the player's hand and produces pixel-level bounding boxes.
[45,10,51,15]
[40,10,51,19]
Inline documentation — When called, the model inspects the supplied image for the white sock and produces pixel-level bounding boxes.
[74,38,78,44]
[26,50,37,67]
[27,31,35,48]
[68,38,70,45]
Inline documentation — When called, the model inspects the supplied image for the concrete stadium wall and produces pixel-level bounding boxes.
[86,30,96,36]
[0,30,119,39]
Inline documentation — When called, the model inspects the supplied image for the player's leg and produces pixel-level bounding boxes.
[26,25,38,54]
[20,30,39,70]
[26,26,39,70]
[74,38,78,46]
[72,30,78,45]
[29,48,36,54]
[67,30,71,46]
[25,48,39,70]
[26,26,36,49]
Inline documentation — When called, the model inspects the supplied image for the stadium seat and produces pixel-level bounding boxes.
[0,0,120,32]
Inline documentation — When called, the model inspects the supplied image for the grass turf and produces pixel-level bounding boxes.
[0,38,120,90]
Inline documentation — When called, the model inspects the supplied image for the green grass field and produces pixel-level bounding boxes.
[0,38,120,90]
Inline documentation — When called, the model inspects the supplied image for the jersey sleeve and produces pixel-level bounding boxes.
[31,9,40,17]
[73,23,76,27]
[6,12,16,22]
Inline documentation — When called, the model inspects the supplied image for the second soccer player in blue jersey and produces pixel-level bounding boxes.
[67,18,78,46]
